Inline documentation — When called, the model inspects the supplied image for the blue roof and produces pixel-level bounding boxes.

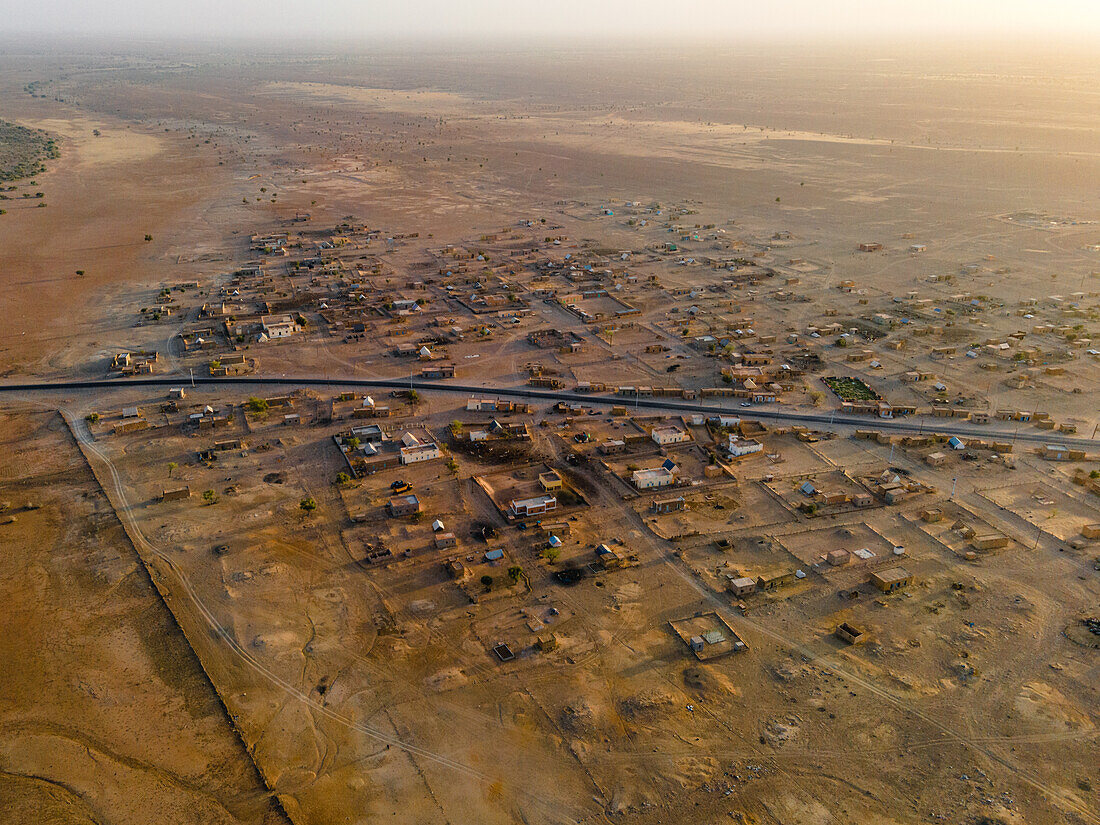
[485,549,504,561]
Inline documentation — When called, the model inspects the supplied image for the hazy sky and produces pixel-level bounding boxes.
[5,0,1100,40]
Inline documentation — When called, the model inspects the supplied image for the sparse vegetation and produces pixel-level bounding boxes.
[821,375,879,402]
[0,120,59,182]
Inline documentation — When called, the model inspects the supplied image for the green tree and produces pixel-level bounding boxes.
[540,547,561,563]
[480,574,494,590]
[300,497,318,515]
[202,489,218,505]
[407,389,420,404]
[84,412,100,424]
[168,461,178,478]
[245,397,268,414]
[335,472,351,486]
[507,565,524,583]
[144,234,153,242]
[347,437,361,450]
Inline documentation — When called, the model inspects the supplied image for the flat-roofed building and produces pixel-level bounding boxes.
[509,495,557,518]
[728,436,763,457]
[261,314,297,339]
[651,496,685,514]
[400,443,442,464]
[632,467,676,490]
[870,567,912,593]
[651,425,690,446]
[387,494,421,517]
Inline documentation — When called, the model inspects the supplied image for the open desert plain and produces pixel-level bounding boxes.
[0,26,1098,825]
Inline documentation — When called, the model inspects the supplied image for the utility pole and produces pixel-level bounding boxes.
[190,368,194,388]
[950,476,957,499]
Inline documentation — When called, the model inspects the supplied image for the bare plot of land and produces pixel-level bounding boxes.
[780,521,899,570]
[978,482,1100,542]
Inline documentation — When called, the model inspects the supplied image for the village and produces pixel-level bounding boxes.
[92,201,1100,635]
[5,26,1100,824]
[56,199,1100,821]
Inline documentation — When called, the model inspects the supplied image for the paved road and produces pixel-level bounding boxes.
[3,374,1097,449]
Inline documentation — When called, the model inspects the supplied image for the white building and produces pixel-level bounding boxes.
[632,467,676,490]
[709,415,741,428]
[400,443,442,464]
[509,495,557,518]
[261,314,297,339]
[728,436,763,457]
[651,425,690,446]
